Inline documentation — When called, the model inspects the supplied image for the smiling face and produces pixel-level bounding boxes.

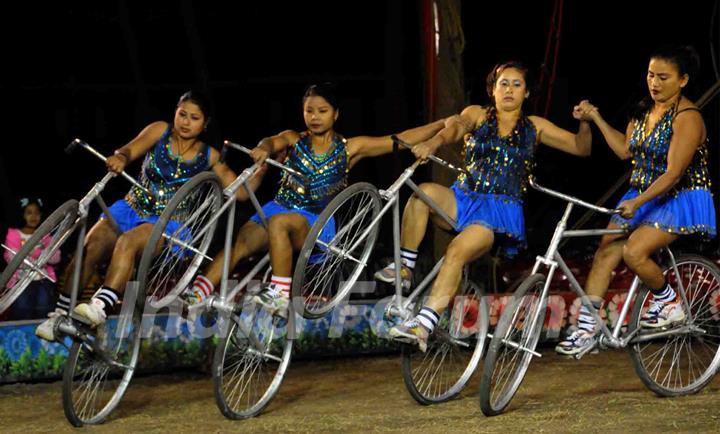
[173,100,207,140]
[646,57,688,104]
[492,67,529,112]
[303,95,338,135]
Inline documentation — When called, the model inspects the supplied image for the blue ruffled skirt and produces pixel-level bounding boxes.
[451,182,526,257]
[610,187,716,237]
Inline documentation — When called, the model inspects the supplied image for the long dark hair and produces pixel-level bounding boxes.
[629,45,700,121]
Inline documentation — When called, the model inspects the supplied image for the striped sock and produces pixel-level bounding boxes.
[400,248,418,270]
[56,294,71,313]
[650,282,676,303]
[192,275,214,301]
[415,307,439,333]
[270,275,291,297]
[577,299,602,333]
[93,286,120,313]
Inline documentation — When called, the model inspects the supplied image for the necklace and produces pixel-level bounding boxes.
[171,133,195,178]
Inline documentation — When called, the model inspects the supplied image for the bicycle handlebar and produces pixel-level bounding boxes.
[223,140,310,184]
[67,138,155,200]
[390,135,471,177]
[529,177,622,215]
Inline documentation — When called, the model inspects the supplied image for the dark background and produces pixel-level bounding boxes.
[1,1,719,258]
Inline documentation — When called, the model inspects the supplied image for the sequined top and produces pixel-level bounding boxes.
[456,108,537,200]
[275,132,349,214]
[628,107,711,194]
[126,126,211,218]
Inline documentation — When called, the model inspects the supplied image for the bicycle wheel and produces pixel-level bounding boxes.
[138,172,223,309]
[401,277,488,404]
[629,254,720,396]
[213,274,293,419]
[62,302,142,426]
[479,273,547,416]
[292,182,382,319]
[0,199,78,314]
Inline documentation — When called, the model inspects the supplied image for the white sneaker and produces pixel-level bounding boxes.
[73,299,107,327]
[640,299,686,328]
[374,263,413,289]
[388,318,429,353]
[35,308,67,342]
[252,283,289,319]
[555,329,597,355]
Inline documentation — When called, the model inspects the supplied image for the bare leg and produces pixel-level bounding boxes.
[400,183,457,249]
[203,221,269,286]
[72,223,155,326]
[267,213,311,277]
[585,222,627,302]
[424,225,494,315]
[103,224,155,294]
[623,226,678,290]
[60,218,118,296]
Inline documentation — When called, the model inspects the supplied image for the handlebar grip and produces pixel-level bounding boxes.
[65,138,83,154]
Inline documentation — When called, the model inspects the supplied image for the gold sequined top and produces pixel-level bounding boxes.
[456,108,537,200]
[628,106,711,195]
[275,132,348,213]
[125,126,210,218]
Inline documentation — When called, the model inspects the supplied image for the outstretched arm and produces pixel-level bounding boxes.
[408,105,486,161]
[345,119,447,168]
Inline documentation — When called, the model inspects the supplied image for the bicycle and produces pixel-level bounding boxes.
[479,177,720,415]
[142,140,309,419]
[0,139,158,426]
[292,136,489,404]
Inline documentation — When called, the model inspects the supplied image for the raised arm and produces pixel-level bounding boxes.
[576,101,632,160]
[410,105,486,161]
[345,118,447,168]
[617,110,705,218]
[106,121,169,173]
[529,115,592,156]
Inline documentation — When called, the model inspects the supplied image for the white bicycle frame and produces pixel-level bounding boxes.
[512,178,703,360]
[332,135,470,319]
[174,141,304,344]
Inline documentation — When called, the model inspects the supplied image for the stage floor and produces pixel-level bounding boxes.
[1,349,719,433]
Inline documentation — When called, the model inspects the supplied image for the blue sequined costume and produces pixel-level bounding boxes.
[105,125,210,233]
[451,108,537,256]
[250,132,348,244]
[611,107,716,237]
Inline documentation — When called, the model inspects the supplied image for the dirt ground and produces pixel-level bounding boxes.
[1,347,719,434]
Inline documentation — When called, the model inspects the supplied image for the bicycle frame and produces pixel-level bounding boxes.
[325,136,468,318]
[51,139,153,342]
[523,178,695,359]
[182,141,303,347]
